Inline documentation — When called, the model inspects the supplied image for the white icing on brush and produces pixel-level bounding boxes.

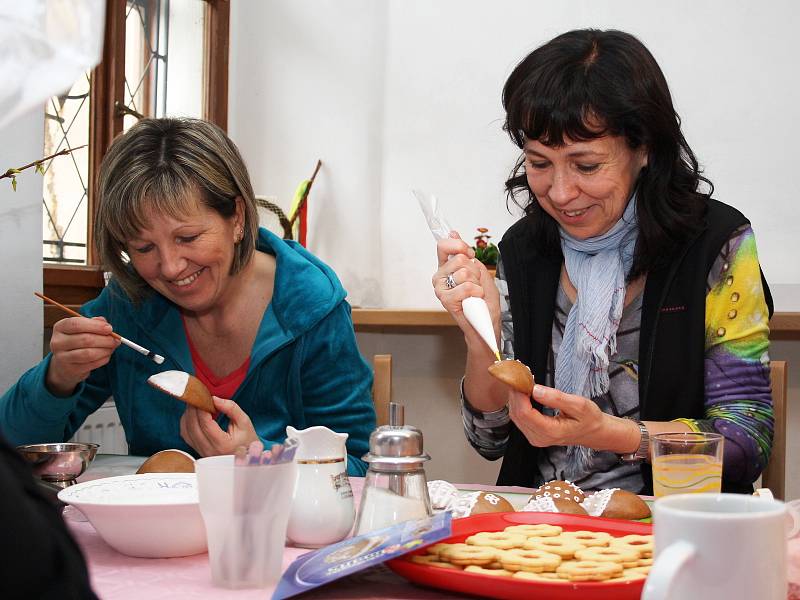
[148,371,189,396]
[462,297,499,358]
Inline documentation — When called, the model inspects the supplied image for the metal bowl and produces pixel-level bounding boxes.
[17,442,99,488]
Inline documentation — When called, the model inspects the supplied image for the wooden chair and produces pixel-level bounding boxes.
[762,360,787,499]
[372,354,392,426]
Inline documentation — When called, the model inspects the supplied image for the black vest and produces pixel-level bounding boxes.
[496,199,773,494]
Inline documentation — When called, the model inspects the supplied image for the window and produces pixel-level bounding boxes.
[43,74,92,264]
[42,0,229,316]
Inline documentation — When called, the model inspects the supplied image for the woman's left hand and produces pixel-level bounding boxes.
[507,384,607,449]
[179,396,260,456]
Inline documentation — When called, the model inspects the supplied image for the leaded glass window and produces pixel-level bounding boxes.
[42,74,91,263]
[43,0,208,264]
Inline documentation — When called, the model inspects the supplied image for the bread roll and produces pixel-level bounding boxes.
[598,489,651,520]
[136,449,196,474]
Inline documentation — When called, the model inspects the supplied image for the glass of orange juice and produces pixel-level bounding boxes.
[651,432,724,498]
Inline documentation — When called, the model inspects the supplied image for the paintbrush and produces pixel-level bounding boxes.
[35,292,165,365]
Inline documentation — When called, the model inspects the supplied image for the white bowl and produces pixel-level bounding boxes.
[58,473,207,558]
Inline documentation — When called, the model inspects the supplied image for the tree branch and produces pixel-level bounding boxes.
[1,145,88,180]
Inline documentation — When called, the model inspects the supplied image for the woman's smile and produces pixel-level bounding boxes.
[559,205,594,222]
[170,267,206,289]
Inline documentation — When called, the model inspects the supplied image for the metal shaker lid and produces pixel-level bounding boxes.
[362,425,430,471]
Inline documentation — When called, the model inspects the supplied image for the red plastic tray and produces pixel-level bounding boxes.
[387,511,652,600]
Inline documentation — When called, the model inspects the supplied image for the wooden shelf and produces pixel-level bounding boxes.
[771,312,800,337]
[352,308,455,327]
[352,308,800,336]
[43,305,800,336]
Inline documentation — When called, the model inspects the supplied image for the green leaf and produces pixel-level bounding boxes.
[11,176,17,191]
[473,242,499,266]
[35,164,45,175]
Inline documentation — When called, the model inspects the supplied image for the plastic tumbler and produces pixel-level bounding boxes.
[195,455,297,589]
[651,432,723,498]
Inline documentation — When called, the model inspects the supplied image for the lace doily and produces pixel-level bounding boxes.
[580,488,618,517]
[427,480,459,511]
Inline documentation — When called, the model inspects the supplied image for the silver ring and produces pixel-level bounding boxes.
[445,273,457,289]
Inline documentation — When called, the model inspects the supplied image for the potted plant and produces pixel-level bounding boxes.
[472,227,499,274]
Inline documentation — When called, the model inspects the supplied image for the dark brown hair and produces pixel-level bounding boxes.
[503,29,711,276]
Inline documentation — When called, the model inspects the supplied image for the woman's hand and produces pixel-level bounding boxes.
[432,232,500,337]
[46,316,121,396]
[508,384,640,452]
[180,396,260,456]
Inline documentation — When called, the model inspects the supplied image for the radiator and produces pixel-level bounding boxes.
[70,400,128,455]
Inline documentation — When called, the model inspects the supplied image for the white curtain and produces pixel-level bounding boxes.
[0,0,105,128]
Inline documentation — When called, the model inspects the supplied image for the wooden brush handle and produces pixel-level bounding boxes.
[35,292,122,340]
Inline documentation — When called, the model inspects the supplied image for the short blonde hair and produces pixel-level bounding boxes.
[94,118,258,302]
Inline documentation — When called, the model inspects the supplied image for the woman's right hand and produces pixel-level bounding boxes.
[46,316,120,396]
[432,232,500,337]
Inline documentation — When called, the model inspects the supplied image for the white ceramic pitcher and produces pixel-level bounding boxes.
[284,426,355,548]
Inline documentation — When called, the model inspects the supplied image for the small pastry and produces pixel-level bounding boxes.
[520,495,588,515]
[450,491,515,518]
[487,360,534,396]
[147,370,215,413]
[136,449,196,474]
[530,480,586,504]
[551,497,588,515]
[471,491,515,515]
[583,488,651,520]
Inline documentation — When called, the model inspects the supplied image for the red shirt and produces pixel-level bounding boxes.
[183,319,250,400]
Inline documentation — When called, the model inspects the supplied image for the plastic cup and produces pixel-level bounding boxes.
[651,432,723,498]
[195,455,297,589]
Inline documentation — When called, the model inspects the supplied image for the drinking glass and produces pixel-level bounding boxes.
[651,432,723,498]
[195,455,297,589]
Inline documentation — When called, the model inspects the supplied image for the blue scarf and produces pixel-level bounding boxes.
[555,196,639,399]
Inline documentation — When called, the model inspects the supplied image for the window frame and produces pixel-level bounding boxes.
[44,0,229,310]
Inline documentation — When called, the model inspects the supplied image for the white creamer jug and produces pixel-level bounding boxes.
[285,426,355,548]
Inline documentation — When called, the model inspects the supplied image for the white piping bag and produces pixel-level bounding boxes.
[414,189,501,361]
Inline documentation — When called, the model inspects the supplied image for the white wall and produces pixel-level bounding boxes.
[0,109,44,390]
[229,0,389,307]
[230,0,800,310]
[230,1,800,496]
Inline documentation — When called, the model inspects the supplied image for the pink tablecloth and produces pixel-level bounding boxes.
[69,476,534,599]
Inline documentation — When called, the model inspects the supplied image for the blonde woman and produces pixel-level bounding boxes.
[1,118,375,474]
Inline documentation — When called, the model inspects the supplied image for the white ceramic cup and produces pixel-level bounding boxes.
[195,455,297,589]
[643,493,789,600]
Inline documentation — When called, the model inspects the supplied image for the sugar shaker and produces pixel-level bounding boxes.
[353,402,432,535]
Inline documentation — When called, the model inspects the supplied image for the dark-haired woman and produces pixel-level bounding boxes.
[433,29,773,495]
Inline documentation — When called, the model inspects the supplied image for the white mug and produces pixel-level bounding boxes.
[643,493,789,600]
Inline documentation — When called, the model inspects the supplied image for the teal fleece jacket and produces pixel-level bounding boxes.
[0,229,375,475]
